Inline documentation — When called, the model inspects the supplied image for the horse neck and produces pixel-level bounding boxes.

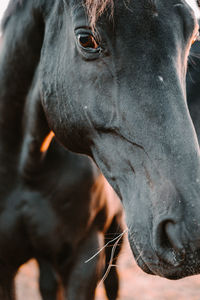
[0,0,44,155]
[0,0,45,189]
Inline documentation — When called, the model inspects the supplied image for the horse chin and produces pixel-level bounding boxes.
[128,239,154,275]
[131,248,184,279]
[159,249,200,280]
[139,249,200,280]
[145,264,189,280]
[129,237,200,279]
[136,257,155,275]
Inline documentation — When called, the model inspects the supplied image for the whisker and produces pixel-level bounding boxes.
[98,232,125,285]
[84,228,128,264]
[190,52,200,60]
[134,249,144,263]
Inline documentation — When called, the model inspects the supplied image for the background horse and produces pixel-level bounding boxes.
[0,15,125,300]
[1,0,200,285]
[0,70,124,299]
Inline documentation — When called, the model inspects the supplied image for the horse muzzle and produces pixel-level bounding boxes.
[129,218,200,279]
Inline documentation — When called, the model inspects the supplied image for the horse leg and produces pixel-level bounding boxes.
[38,259,63,300]
[61,230,105,300]
[103,216,124,300]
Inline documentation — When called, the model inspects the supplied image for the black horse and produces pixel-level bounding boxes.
[1,0,200,288]
[0,85,124,300]
[30,151,124,300]
[0,9,125,299]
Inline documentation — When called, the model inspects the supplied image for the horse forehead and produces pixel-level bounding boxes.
[185,0,200,18]
[68,0,198,24]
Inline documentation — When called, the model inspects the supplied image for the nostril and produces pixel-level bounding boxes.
[154,220,185,267]
[165,222,185,254]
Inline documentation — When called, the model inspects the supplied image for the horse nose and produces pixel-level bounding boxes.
[154,220,186,267]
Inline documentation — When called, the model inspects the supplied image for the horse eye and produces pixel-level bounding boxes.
[78,34,99,50]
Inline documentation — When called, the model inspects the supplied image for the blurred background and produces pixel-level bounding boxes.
[15,237,200,300]
[0,0,8,25]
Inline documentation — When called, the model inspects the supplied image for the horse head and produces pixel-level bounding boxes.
[1,0,200,279]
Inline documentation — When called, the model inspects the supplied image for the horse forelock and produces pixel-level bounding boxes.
[2,0,158,31]
[85,0,157,27]
[85,0,114,27]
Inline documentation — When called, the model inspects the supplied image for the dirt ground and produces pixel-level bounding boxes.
[15,236,200,300]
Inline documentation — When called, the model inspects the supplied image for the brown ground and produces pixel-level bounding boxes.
[15,236,200,300]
